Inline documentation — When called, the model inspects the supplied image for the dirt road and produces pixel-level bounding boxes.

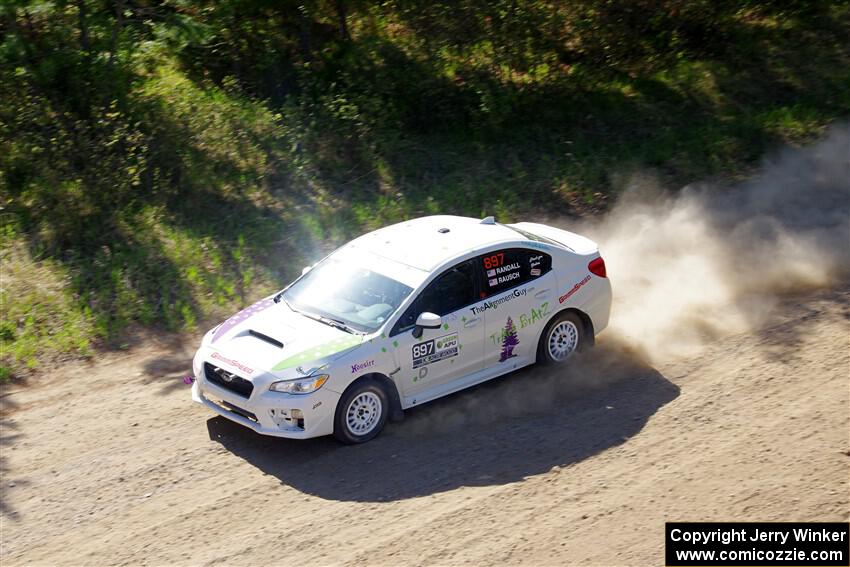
[1,285,848,566]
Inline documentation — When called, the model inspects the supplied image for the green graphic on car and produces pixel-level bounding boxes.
[272,335,364,371]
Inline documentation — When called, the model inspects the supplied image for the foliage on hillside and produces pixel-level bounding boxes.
[1,0,849,378]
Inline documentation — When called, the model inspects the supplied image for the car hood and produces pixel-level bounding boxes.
[207,297,365,375]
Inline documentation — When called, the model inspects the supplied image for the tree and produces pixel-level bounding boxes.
[499,317,519,362]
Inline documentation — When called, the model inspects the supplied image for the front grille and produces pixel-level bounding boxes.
[204,362,254,398]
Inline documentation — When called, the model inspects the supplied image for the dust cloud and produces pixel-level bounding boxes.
[402,125,848,433]
[576,123,850,362]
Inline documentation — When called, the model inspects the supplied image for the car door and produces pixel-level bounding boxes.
[390,259,487,398]
[480,248,556,369]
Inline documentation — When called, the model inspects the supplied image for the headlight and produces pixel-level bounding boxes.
[269,374,329,394]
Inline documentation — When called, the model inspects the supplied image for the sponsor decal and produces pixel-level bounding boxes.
[211,352,255,375]
[471,287,528,315]
[519,302,551,329]
[488,302,551,346]
[559,275,592,303]
[498,317,520,362]
[212,297,276,343]
[312,401,322,410]
[528,254,548,279]
[412,332,459,369]
[526,241,550,250]
[351,359,376,374]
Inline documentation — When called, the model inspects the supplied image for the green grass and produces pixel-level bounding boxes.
[0,230,95,380]
[1,1,849,379]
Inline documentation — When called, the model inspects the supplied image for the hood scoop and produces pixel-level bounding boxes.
[248,329,284,349]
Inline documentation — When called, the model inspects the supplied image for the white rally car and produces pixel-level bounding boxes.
[192,215,611,443]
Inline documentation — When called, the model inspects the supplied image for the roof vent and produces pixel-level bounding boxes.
[438,227,450,234]
[480,216,496,225]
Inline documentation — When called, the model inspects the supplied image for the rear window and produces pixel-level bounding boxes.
[479,248,552,297]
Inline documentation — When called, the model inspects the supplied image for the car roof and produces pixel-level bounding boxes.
[344,215,528,273]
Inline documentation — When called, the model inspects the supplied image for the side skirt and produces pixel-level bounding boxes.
[399,357,535,409]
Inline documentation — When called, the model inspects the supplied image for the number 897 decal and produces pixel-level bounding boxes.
[412,332,459,369]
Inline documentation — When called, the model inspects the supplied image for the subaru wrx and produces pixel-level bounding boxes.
[192,215,611,443]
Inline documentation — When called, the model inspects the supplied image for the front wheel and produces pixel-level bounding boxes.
[537,311,586,365]
[333,379,389,444]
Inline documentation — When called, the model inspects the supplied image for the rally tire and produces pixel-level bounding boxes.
[537,311,586,365]
[333,379,389,444]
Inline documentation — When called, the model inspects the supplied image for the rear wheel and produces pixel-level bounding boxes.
[537,311,586,365]
[333,379,389,444]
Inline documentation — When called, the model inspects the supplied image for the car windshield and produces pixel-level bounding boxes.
[282,257,414,333]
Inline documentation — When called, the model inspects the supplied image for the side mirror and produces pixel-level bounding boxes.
[412,312,442,338]
[301,265,312,276]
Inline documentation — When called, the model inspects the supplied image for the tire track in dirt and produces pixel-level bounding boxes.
[1,287,847,566]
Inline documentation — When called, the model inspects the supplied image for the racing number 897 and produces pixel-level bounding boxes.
[412,342,434,358]
[482,253,504,269]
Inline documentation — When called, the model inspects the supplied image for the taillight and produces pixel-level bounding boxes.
[588,257,607,278]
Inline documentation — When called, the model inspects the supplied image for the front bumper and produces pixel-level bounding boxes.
[192,370,340,439]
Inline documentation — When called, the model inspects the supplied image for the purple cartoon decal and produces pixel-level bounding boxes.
[212,297,276,343]
[499,317,520,362]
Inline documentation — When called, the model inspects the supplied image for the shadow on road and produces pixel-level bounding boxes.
[206,339,679,501]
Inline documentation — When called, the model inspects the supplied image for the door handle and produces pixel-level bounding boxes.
[464,317,481,328]
[534,289,551,299]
